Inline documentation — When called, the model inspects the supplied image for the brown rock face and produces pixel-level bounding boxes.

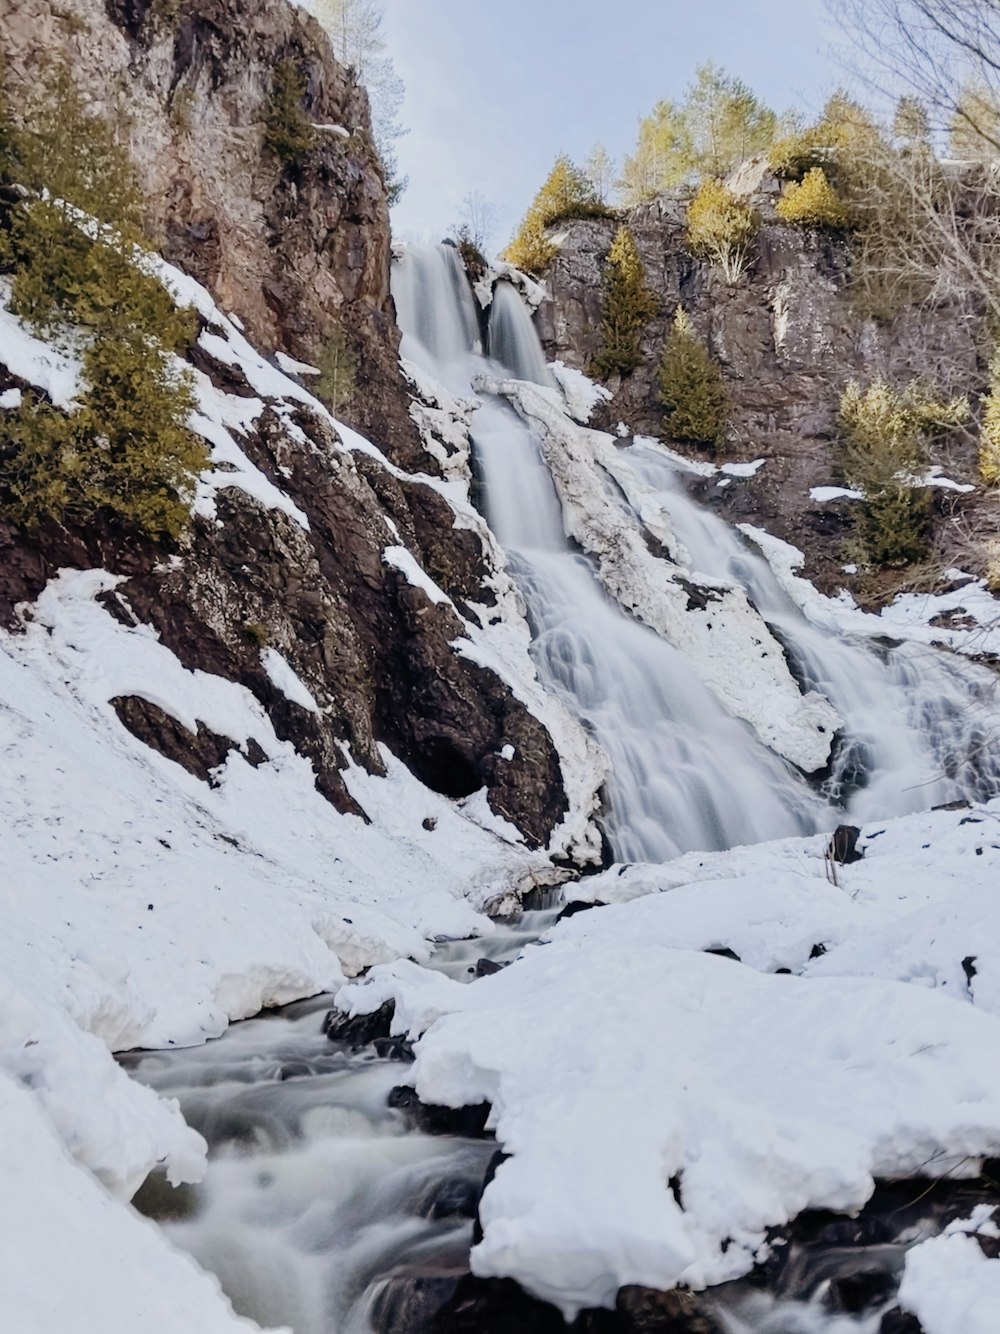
[535,185,988,593]
[0,0,421,468]
[0,0,581,852]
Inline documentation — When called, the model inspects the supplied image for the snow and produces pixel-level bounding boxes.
[474,261,546,311]
[339,870,1000,1316]
[810,485,864,502]
[0,1074,275,1334]
[482,375,841,772]
[744,524,1000,659]
[550,360,612,423]
[900,1223,1000,1334]
[0,387,22,408]
[720,458,766,477]
[274,351,320,376]
[383,544,454,606]
[0,278,82,407]
[912,466,976,493]
[260,647,319,713]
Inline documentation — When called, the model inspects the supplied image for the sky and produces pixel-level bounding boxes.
[382,0,847,252]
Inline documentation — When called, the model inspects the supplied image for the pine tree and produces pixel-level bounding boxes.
[658,307,729,450]
[590,227,658,378]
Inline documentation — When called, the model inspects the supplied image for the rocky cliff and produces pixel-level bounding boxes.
[0,0,600,858]
[536,171,991,594]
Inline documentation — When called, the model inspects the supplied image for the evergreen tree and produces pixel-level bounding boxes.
[658,307,729,450]
[590,227,658,378]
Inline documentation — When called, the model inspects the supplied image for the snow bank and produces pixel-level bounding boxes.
[900,1215,1000,1334]
[482,375,841,772]
[745,525,1000,659]
[340,912,1000,1316]
[0,1075,275,1334]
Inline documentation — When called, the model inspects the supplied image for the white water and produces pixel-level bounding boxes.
[126,245,1000,1334]
[391,243,1000,861]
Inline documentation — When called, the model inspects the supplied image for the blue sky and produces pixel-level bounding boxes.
[383,0,847,250]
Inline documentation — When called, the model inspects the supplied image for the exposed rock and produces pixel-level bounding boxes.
[110,694,241,783]
[387,1085,492,1139]
[828,824,864,865]
[0,0,420,466]
[323,1001,395,1048]
[536,184,987,592]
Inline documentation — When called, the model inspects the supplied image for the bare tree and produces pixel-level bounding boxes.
[832,0,1000,153]
[453,190,499,255]
[301,0,407,200]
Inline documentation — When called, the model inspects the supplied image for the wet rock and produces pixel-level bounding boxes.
[555,898,608,923]
[323,1001,395,1049]
[825,1268,899,1315]
[615,1286,725,1333]
[131,1171,199,1223]
[828,824,864,865]
[880,1311,923,1334]
[413,1175,481,1221]
[387,1086,492,1139]
[369,1267,466,1334]
[474,958,505,977]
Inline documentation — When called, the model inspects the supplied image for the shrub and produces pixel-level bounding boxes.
[0,67,205,540]
[590,226,658,379]
[658,306,729,450]
[314,326,357,416]
[979,348,1000,485]
[503,213,557,276]
[838,377,969,565]
[685,179,759,284]
[776,167,851,227]
[502,154,611,275]
[264,60,315,164]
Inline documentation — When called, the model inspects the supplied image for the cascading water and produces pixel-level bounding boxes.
[125,244,1000,1334]
[391,243,1000,859]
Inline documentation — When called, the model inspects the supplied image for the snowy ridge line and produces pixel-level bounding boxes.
[336,797,1000,1318]
[480,372,841,773]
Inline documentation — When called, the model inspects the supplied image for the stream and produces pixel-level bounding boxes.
[124,247,1000,1331]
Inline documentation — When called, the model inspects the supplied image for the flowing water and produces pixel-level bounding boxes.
[393,244,1000,860]
[126,244,1000,1332]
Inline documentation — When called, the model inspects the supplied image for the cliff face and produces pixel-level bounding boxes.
[0,0,600,857]
[536,174,988,591]
[0,0,419,465]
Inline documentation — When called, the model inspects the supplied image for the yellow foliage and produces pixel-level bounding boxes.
[776,167,851,227]
[979,349,1000,484]
[685,179,759,283]
[838,377,969,565]
[502,155,609,275]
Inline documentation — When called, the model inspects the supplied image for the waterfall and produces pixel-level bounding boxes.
[391,243,1000,861]
[485,281,555,387]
